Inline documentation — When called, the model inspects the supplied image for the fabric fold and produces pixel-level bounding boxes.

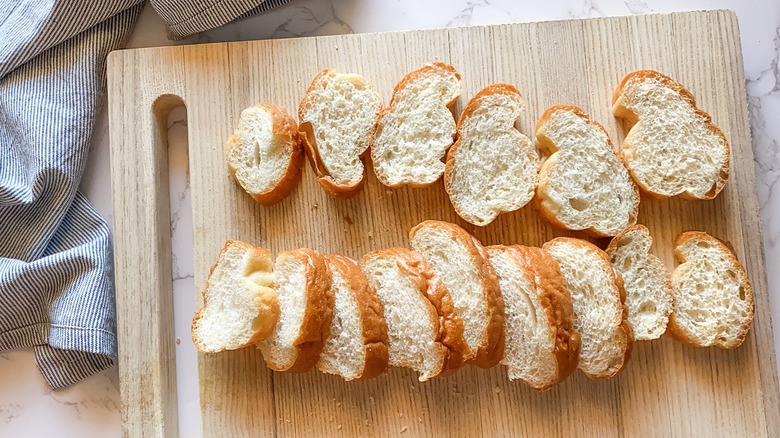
[1,0,287,390]
[0,5,140,390]
[152,0,288,40]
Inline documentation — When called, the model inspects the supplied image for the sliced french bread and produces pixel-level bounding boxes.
[535,105,639,237]
[544,238,633,379]
[371,62,461,187]
[409,220,504,368]
[444,84,538,226]
[299,69,382,198]
[191,241,280,353]
[668,232,753,348]
[360,248,468,381]
[486,245,580,390]
[225,103,304,205]
[259,249,334,373]
[606,225,673,340]
[612,70,730,200]
[317,254,389,380]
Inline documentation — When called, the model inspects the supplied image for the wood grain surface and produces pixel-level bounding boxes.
[107,10,779,437]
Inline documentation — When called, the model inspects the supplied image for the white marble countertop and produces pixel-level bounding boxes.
[1,0,778,436]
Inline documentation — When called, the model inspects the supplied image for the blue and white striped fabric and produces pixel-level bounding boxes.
[0,0,287,389]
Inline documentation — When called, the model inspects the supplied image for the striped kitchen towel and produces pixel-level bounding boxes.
[0,0,288,390]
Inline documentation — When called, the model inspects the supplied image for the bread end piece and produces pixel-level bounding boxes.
[259,248,334,373]
[668,231,753,348]
[225,103,304,205]
[191,240,280,353]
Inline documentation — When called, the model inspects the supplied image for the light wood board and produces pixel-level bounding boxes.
[108,10,779,437]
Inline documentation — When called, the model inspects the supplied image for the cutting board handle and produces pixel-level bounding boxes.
[110,88,184,437]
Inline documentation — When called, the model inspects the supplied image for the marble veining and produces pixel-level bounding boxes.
[1,1,778,436]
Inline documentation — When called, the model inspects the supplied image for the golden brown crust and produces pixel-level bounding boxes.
[444,83,530,226]
[387,62,461,107]
[667,231,754,348]
[298,69,379,199]
[605,224,647,253]
[543,237,633,379]
[191,308,208,351]
[534,105,640,237]
[509,245,581,390]
[612,70,730,200]
[273,248,334,373]
[409,220,504,368]
[614,261,634,372]
[365,247,468,379]
[323,254,389,380]
[370,62,461,188]
[469,238,505,369]
[191,240,280,353]
[225,103,304,206]
[394,249,468,378]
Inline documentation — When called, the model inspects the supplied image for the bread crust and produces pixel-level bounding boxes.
[386,62,461,108]
[612,70,730,200]
[508,245,581,390]
[266,248,334,373]
[322,254,389,380]
[225,103,304,206]
[191,240,280,353]
[667,231,754,348]
[534,105,640,237]
[605,224,653,254]
[394,248,468,378]
[371,62,461,188]
[444,83,536,226]
[298,69,380,199]
[544,237,633,379]
[363,247,468,379]
[409,220,505,368]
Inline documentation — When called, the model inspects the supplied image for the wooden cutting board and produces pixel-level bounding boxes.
[107,10,780,437]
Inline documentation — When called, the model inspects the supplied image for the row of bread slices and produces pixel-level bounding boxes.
[226,65,730,232]
[191,221,753,388]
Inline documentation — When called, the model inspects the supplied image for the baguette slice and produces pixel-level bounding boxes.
[259,249,334,372]
[535,105,639,237]
[225,103,304,205]
[612,70,730,200]
[360,248,468,381]
[317,254,389,380]
[544,238,633,379]
[444,84,539,226]
[371,62,461,187]
[191,241,280,353]
[668,232,753,348]
[486,245,580,390]
[606,225,673,340]
[409,220,504,368]
[299,70,382,198]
